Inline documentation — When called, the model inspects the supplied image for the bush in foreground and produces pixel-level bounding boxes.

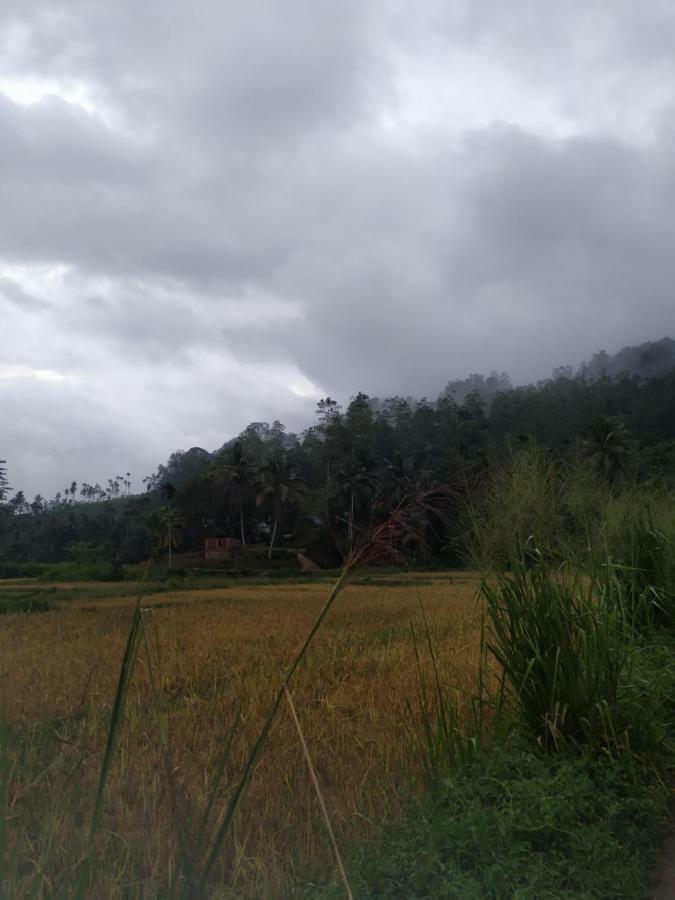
[311,744,671,900]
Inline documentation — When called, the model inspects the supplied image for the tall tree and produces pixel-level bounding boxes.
[582,415,636,484]
[160,482,178,567]
[344,392,376,460]
[315,397,343,526]
[213,441,255,545]
[10,491,28,515]
[336,455,376,552]
[256,454,306,558]
[146,507,184,566]
[381,451,413,508]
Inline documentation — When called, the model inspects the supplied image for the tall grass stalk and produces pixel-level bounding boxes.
[190,705,241,874]
[197,565,353,890]
[402,592,481,782]
[601,508,675,631]
[89,599,143,839]
[76,599,143,897]
[284,685,353,900]
[482,558,629,752]
[402,629,478,782]
[197,497,431,891]
[139,608,158,701]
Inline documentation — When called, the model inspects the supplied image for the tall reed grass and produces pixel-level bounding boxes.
[602,506,675,630]
[481,558,629,752]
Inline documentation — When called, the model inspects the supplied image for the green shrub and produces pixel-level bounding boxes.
[0,589,53,614]
[0,561,48,579]
[38,560,125,582]
[482,560,629,752]
[311,745,670,899]
[601,505,675,630]
[467,447,566,569]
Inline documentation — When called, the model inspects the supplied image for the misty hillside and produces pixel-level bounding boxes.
[577,337,675,382]
[436,338,675,406]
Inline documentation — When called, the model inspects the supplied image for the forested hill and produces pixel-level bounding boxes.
[436,337,675,406]
[578,337,675,382]
[1,337,675,568]
[143,336,675,493]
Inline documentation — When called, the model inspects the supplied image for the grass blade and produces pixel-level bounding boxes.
[284,685,353,900]
[75,599,143,897]
[90,599,142,838]
[198,565,352,890]
[189,704,241,876]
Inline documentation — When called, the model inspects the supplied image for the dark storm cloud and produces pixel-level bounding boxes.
[2,0,675,495]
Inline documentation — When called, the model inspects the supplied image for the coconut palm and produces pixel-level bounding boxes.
[255,454,306,558]
[381,451,413,508]
[582,415,636,484]
[336,455,376,551]
[213,442,255,545]
[146,506,184,568]
[153,482,181,566]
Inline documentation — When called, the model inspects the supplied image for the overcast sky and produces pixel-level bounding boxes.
[2,1,675,497]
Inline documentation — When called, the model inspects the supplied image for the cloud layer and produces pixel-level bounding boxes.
[2,1,675,495]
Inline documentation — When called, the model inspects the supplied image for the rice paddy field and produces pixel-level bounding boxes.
[1,571,483,898]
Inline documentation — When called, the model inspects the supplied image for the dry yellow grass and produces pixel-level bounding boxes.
[1,572,482,898]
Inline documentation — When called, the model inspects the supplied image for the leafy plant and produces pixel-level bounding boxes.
[482,558,629,752]
[582,415,636,485]
[603,507,675,630]
[312,745,671,900]
[467,447,564,569]
[402,632,480,783]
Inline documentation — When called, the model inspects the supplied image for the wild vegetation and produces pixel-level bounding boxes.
[1,339,675,572]
[2,339,675,897]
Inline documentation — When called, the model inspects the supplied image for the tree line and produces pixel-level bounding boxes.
[1,343,675,569]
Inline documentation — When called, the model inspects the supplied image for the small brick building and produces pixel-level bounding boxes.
[204,537,242,560]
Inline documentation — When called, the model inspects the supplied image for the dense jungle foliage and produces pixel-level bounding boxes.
[2,338,675,570]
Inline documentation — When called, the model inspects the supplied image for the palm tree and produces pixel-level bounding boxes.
[160,481,177,504]
[160,506,184,567]
[146,506,184,567]
[336,456,376,551]
[381,451,413,508]
[582,415,636,484]
[158,482,179,567]
[255,454,306,558]
[213,442,255,545]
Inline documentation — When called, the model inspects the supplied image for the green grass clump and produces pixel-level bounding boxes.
[0,588,54,614]
[482,560,629,752]
[311,744,671,900]
[604,508,675,630]
[0,562,50,579]
[38,560,125,582]
[314,530,675,899]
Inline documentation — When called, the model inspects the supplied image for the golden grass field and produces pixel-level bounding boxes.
[1,572,483,898]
